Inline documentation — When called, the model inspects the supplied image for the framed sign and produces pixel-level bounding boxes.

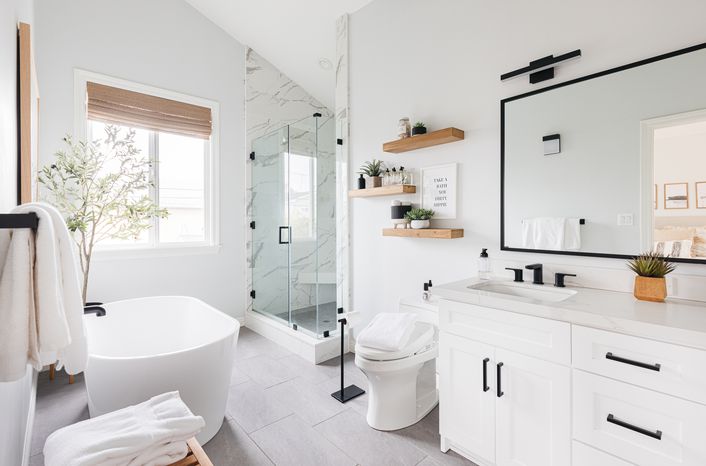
[664,182,688,209]
[697,181,706,209]
[420,163,457,219]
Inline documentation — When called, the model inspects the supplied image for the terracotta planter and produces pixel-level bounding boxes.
[370,176,382,188]
[633,276,667,302]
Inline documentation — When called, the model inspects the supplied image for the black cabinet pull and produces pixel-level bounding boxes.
[607,414,662,440]
[605,352,661,372]
[482,358,490,392]
[496,362,504,397]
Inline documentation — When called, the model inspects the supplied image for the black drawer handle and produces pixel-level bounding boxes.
[607,414,662,440]
[605,352,661,372]
[496,362,504,397]
[482,358,490,392]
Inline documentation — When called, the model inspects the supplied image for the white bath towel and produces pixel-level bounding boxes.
[0,228,40,381]
[34,202,87,374]
[44,391,205,466]
[563,218,582,250]
[357,313,418,351]
[522,217,566,250]
[11,204,72,362]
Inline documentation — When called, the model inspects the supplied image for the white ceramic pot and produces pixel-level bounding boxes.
[410,219,430,229]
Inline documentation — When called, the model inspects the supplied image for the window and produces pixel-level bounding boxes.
[76,71,218,253]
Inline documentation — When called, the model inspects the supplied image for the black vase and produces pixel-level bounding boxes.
[358,174,366,189]
[412,126,427,136]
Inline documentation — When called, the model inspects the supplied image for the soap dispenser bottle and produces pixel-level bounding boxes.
[478,248,491,280]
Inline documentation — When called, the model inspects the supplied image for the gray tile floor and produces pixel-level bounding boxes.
[30,327,476,466]
[275,301,339,335]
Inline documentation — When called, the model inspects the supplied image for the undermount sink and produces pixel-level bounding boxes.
[467,280,577,303]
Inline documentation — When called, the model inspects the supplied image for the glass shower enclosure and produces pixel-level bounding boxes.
[251,115,337,338]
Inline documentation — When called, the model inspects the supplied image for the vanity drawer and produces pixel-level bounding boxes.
[572,325,706,404]
[573,370,706,466]
[439,300,570,364]
[572,441,633,466]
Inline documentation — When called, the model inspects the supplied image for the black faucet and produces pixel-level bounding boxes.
[554,273,576,288]
[505,268,524,282]
[84,304,107,317]
[525,264,544,285]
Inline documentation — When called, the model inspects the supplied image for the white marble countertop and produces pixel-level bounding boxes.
[434,276,706,351]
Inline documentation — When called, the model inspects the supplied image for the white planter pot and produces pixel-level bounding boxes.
[410,219,430,229]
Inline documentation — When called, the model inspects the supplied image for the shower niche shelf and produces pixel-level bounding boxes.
[383,228,464,239]
[348,184,416,198]
[383,127,464,153]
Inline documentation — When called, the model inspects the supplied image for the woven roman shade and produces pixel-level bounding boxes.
[86,82,212,139]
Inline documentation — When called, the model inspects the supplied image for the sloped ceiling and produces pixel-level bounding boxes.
[184,0,373,109]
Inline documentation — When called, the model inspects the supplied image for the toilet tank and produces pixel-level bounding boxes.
[399,296,439,325]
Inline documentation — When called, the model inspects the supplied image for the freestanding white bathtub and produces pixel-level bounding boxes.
[84,296,239,443]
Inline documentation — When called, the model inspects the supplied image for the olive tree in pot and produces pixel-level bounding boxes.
[627,251,676,302]
[38,125,168,304]
[359,159,384,188]
[405,208,434,229]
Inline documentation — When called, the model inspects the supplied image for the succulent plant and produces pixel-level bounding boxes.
[627,251,676,278]
[405,208,435,221]
[414,121,426,128]
[358,159,384,177]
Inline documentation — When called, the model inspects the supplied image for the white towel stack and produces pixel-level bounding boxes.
[0,202,87,382]
[521,217,581,251]
[357,313,418,351]
[43,391,205,466]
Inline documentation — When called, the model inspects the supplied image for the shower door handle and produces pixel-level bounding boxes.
[279,226,290,244]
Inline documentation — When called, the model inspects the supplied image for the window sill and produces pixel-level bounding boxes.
[92,244,221,261]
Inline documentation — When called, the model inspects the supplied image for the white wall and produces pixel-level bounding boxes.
[349,0,706,331]
[34,0,248,319]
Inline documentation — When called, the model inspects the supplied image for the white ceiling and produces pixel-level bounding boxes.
[184,0,373,109]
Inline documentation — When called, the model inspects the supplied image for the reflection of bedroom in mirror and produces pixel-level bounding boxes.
[649,112,706,259]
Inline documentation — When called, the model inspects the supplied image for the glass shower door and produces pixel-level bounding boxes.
[251,126,290,324]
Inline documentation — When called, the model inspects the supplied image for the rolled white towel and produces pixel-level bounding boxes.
[357,313,418,351]
[44,391,204,466]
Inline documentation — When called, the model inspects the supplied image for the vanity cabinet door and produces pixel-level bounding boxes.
[439,332,496,464]
[494,348,571,466]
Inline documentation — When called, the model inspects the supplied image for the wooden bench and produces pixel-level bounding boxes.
[168,438,213,466]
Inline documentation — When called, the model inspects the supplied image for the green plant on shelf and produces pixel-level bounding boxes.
[414,121,426,128]
[405,208,435,221]
[358,159,384,177]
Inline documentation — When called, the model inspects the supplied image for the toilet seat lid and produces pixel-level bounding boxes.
[355,321,435,361]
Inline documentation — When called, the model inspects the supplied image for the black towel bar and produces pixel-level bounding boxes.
[0,213,39,230]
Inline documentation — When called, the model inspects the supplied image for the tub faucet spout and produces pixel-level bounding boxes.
[84,304,106,317]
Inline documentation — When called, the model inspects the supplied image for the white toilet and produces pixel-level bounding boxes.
[354,296,439,431]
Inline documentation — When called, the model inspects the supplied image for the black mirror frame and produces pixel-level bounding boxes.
[500,41,706,264]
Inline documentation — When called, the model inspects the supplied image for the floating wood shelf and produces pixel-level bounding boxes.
[383,127,464,153]
[382,228,464,239]
[348,184,416,198]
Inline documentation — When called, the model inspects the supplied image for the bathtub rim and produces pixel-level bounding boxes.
[85,295,240,361]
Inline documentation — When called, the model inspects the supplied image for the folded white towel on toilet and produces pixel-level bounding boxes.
[43,391,205,466]
[357,313,418,351]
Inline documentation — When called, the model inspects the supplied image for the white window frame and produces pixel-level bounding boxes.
[73,69,220,259]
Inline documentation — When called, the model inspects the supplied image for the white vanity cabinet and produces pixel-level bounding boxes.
[438,297,706,466]
[439,301,571,466]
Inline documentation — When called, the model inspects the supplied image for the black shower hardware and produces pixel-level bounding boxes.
[0,212,39,230]
[505,268,524,282]
[278,226,290,244]
[501,49,582,84]
[525,263,544,285]
[554,272,576,288]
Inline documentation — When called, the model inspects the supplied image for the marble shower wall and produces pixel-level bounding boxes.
[246,48,336,325]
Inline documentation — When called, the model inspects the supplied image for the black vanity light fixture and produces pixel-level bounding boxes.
[543,134,561,155]
[501,49,582,84]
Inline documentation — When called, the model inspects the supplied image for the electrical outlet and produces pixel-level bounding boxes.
[617,213,634,226]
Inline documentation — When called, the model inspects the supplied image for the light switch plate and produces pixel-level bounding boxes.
[617,213,634,226]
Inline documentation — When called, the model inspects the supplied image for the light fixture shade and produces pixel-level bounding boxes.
[543,134,561,155]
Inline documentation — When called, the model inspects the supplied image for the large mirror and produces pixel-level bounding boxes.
[502,43,706,263]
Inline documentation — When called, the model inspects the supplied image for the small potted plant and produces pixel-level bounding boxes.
[412,122,427,136]
[359,159,384,188]
[627,251,676,302]
[405,208,434,229]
